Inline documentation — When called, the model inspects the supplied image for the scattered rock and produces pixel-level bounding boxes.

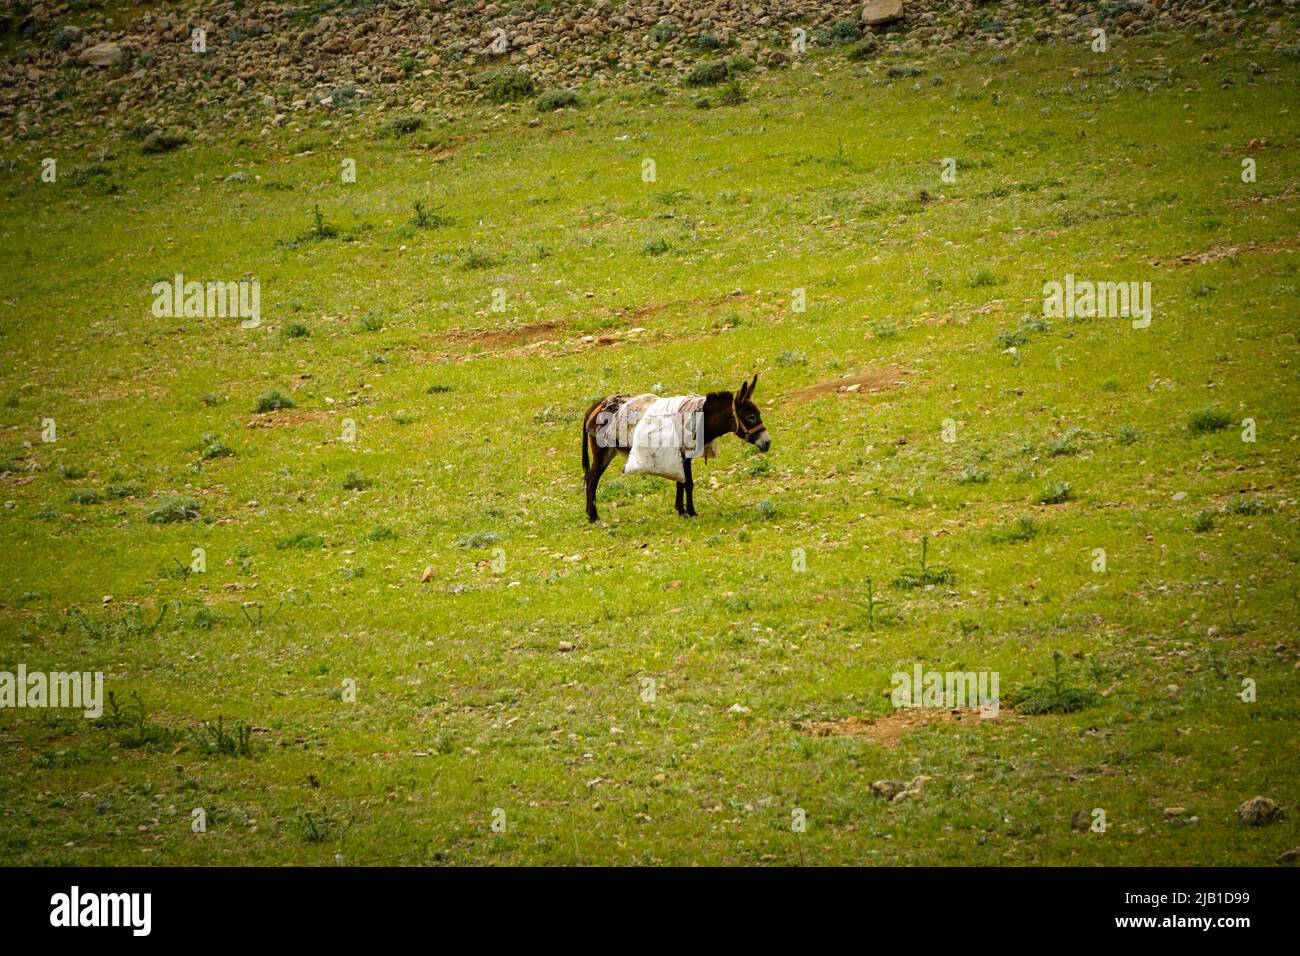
[872,779,908,800]
[1071,809,1091,831]
[78,42,125,68]
[862,0,905,27]
[420,566,435,583]
[1238,796,1284,826]
[558,640,575,653]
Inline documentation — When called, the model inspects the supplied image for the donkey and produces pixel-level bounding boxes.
[581,374,771,522]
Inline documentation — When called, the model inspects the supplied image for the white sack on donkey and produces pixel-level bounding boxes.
[622,395,717,483]
[582,374,771,522]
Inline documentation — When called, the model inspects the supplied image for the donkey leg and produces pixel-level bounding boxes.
[586,445,615,522]
[675,481,686,515]
[683,459,697,517]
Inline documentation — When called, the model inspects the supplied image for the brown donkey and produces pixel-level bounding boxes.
[582,374,771,521]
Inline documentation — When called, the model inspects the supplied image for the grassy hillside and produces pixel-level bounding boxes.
[0,30,1297,865]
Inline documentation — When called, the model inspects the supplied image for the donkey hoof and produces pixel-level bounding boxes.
[587,511,599,523]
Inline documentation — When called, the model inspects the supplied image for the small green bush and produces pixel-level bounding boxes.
[846,37,880,61]
[140,130,189,155]
[378,115,424,138]
[147,496,201,524]
[686,60,730,87]
[536,89,579,111]
[1188,408,1232,434]
[254,389,295,413]
[1038,481,1072,505]
[481,68,537,103]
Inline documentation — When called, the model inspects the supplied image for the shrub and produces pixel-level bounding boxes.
[717,80,747,106]
[147,496,201,524]
[1038,481,1072,505]
[1192,510,1215,533]
[991,514,1038,543]
[846,37,880,61]
[815,19,861,46]
[68,488,101,505]
[458,531,500,549]
[649,22,678,44]
[481,68,536,103]
[1049,428,1082,457]
[367,525,397,542]
[276,531,323,550]
[893,537,955,589]
[1009,652,1100,715]
[686,60,730,87]
[355,311,384,332]
[378,115,424,138]
[253,389,295,413]
[886,63,924,78]
[643,237,670,256]
[728,54,755,73]
[1188,407,1232,434]
[1116,425,1140,446]
[536,89,579,111]
[283,322,310,338]
[199,435,235,460]
[341,470,372,491]
[140,130,189,154]
[411,200,453,229]
[1222,496,1268,516]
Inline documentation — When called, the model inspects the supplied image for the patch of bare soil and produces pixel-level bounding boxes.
[799,707,1009,748]
[786,365,909,403]
[245,409,334,429]
[1152,234,1299,267]
[613,290,752,320]
[446,321,564,349]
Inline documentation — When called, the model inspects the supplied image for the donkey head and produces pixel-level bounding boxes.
[732,374,771,452]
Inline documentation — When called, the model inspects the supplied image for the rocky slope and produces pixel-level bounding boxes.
[1,0,1295,142]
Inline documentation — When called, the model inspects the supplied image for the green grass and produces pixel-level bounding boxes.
[0,31,1297,866]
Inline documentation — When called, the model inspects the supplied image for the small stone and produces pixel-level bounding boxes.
[558,641,575,653]
[1071,809,1091,831]
[872,780,908,800]
[1164,806,1188,819]
[78,42,125,67]
[1238,795,1284,826]
[420,566,435,583]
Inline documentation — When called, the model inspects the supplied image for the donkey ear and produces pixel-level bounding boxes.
[749,373,759,396]
[737,378,750,402]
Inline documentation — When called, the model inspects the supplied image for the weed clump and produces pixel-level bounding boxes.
[1188,408,1232,434]
[893,536,955,589]
[536,89,579,111]
[1009,652,1100,715]
[253,389,295,413]
[147,496,201,524]
[481,68,537,103]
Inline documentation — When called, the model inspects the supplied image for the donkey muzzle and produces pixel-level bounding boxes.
[755,430,771,453]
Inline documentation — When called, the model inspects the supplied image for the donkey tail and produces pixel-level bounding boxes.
[582,419,590,477]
